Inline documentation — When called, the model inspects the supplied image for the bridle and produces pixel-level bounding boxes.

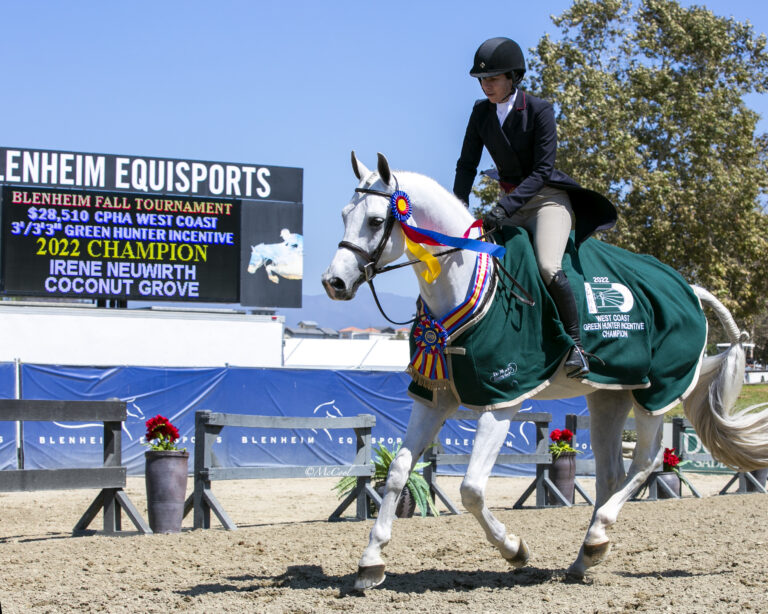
[337,185,477,325]
[337,183,533,326]
[337,187,402,285]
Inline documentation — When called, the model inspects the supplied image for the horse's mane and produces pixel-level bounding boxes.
[394,170,476,231]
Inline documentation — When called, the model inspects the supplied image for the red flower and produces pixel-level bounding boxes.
[663,447,681,470]
[549,428,573,443]
[548,427,580,459]
[144,415,182,451]
[145,415,176,440]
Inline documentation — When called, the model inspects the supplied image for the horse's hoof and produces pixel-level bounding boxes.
[504,538,530,569]
[583,540,611,566]
[354,564,386,591]
[564,565,586,582]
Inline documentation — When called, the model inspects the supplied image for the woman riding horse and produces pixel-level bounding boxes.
[454,36,617,377]
[323,153,767,589]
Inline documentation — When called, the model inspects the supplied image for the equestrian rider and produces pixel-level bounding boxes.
[280,228,302,250]
[453,37,617,378]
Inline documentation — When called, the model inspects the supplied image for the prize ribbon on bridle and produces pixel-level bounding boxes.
[389,191,505,283]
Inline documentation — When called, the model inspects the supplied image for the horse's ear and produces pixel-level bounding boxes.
[351,151,370,180]
[377,153,392,186]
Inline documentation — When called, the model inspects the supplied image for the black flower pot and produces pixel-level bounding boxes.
[145,450,189,533]
[548,452,576,505]
[657,471,681,499]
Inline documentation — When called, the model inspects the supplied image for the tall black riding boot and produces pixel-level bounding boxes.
[547,270,589,378]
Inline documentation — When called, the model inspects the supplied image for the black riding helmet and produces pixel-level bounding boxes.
[469,37,526,83]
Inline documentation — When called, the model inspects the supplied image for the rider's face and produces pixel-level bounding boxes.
[480,74,514,104]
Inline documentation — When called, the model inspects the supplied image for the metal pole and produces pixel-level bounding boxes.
[15,357,22,470]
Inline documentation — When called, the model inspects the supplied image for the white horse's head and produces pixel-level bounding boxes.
[322,152,407,300]
[247,244,266,274]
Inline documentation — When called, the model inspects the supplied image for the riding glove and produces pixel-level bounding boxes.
[483,205,508,230]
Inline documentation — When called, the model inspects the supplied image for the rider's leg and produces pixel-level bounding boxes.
[547,270,589,377]
[527,190,589,378]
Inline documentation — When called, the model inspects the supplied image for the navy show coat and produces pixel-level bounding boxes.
[453,90,617,246]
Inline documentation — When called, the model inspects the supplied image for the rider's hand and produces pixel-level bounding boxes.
[483,205,508,230]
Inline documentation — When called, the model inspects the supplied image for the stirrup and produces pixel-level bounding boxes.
[565,346,590,378]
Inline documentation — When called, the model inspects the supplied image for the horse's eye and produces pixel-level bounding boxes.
[368,217,385,229]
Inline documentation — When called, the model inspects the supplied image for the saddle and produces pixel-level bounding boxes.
[407,227,707,413]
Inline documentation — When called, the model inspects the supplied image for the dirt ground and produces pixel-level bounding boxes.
[0,473,766,613]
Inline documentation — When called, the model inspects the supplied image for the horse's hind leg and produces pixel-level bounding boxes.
[460,406,529,568]
[568,391,663,579]
[355,393,456,591]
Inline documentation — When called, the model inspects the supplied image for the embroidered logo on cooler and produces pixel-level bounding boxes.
[584,281,634,314]
[583,277,645,340]
[490,362,518,383]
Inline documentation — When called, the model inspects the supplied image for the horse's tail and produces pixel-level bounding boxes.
[682,285,768,471]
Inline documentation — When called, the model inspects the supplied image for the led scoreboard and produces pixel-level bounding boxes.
[2,186,240,302]
[0,147,303,307]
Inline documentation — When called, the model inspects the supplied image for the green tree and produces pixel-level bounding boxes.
[473,0,768,323]
[749,311,768,366]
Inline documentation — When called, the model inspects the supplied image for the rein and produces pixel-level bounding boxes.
[337,185,534,326]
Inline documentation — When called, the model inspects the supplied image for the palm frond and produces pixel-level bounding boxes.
[333,443,440,516]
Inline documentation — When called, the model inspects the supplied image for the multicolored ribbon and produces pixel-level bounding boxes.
[389,191,505,283]
[407,251,493,389]
[410,313,449,382]
[399,221,504,257]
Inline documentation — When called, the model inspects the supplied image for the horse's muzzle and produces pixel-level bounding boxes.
[322,275,354,301]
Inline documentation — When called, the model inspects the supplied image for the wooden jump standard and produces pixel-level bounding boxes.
[0,399,150,534]
[186,410,377,529]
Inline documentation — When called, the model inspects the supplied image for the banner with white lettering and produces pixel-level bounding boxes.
[20,364,591,476]
[0,362,17,470]
[0,146,302,201]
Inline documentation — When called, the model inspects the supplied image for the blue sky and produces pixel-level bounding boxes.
[1,0,767,302]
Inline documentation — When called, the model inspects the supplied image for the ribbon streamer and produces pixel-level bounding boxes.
[404,236,441,283]
[388,189,505,283]
[400,220,505,258]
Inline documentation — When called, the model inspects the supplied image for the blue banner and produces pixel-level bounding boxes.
[20,364,591,476]
[0,362,17,470]
[21,365,225,473]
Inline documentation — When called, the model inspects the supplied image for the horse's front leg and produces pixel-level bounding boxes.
[266,264,279,283]
[355,393,456,591]
[460,406,529,568]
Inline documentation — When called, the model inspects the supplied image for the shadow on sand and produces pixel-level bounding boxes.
[176,563,576,599]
